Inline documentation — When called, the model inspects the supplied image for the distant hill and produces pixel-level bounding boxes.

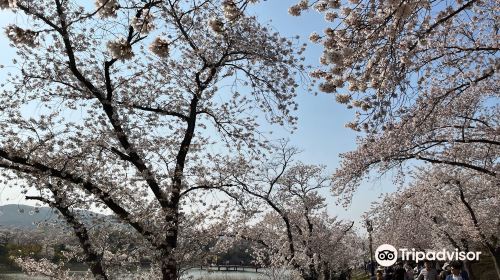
[0,204,108,229]
[0,204,60,229]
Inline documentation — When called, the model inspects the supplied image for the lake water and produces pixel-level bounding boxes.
[0,269,270,280]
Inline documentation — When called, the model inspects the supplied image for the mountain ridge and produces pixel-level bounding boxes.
[0,204,106,229]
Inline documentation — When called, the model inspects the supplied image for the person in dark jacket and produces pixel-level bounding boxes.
[384,266,395,280]
[394,261,407,280]
[445,261,469,280]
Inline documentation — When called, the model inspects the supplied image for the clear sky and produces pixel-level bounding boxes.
[244,1,400,228]
[0,1,400,231]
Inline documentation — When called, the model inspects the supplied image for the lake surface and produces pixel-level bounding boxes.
[0,269,270,280]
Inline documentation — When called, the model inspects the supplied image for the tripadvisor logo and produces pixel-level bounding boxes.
[374,244,482,267]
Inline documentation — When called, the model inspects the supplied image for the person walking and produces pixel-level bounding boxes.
[384,266,395,280]
[417,260,439,280]
[445,261,469,280]
[439,262,451,280]
[371,269,384,280]
[376,270,384,280]
[394,261,407,280]
[404,262,414,280]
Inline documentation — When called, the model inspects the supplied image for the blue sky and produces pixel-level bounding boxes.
[0,1,399,230]
[245,1,399,227]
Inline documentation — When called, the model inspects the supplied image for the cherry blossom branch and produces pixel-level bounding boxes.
[411,0,478,51]
[166,0,204,63]
[233,177,301,271]
[127,103,189,121]
[16,3,62,32]
[415,155,496,177]
[179,183,247,209]
[456,181,495,252]
[26,186,109,280]
[179,183,235,197]
[431,216,462,250]
[0,150,159,247]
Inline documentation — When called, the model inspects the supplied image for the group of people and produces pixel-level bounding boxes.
[371,260,470,280]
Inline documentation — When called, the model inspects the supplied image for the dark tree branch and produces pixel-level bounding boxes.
[0,150,159,247]
[27,186,109,280]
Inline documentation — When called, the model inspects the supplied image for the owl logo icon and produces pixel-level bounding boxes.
[375,244,398,266]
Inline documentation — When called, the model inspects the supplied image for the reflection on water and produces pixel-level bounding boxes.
[0,269,269,280]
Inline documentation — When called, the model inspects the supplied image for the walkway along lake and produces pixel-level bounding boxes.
[0,268,273,280]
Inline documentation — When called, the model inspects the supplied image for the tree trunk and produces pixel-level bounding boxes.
[321,262,332,280]
[492,248,500,280]
[160,251,178,280]
[158,90,197,280]
[161,208,180,280]
[87,260,108,280]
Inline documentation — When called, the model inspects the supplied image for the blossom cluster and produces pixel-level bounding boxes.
[0,0,16,9]
[149,37,169,58]
[96,0,119,18]
[208,17,224,33]
[288,0,308,16]
[222,0,240,21]
[14,258,78,279]
[106,37,134,60]
[132,9,155,34]
[5,25,37,47]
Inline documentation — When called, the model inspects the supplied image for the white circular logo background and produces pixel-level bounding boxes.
[375,244,398,267]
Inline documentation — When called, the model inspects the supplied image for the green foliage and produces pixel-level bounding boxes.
[6,243,43,259]
[0,243,48,272]
[52,244,67,263]
[217,240,254,266]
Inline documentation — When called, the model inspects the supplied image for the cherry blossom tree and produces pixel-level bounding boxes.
[217,145,357,280]
[367,166,500,279]
[0,0,306,279]
[288,3,498,277]
[241,211,357,280]
[288,0,498,202]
